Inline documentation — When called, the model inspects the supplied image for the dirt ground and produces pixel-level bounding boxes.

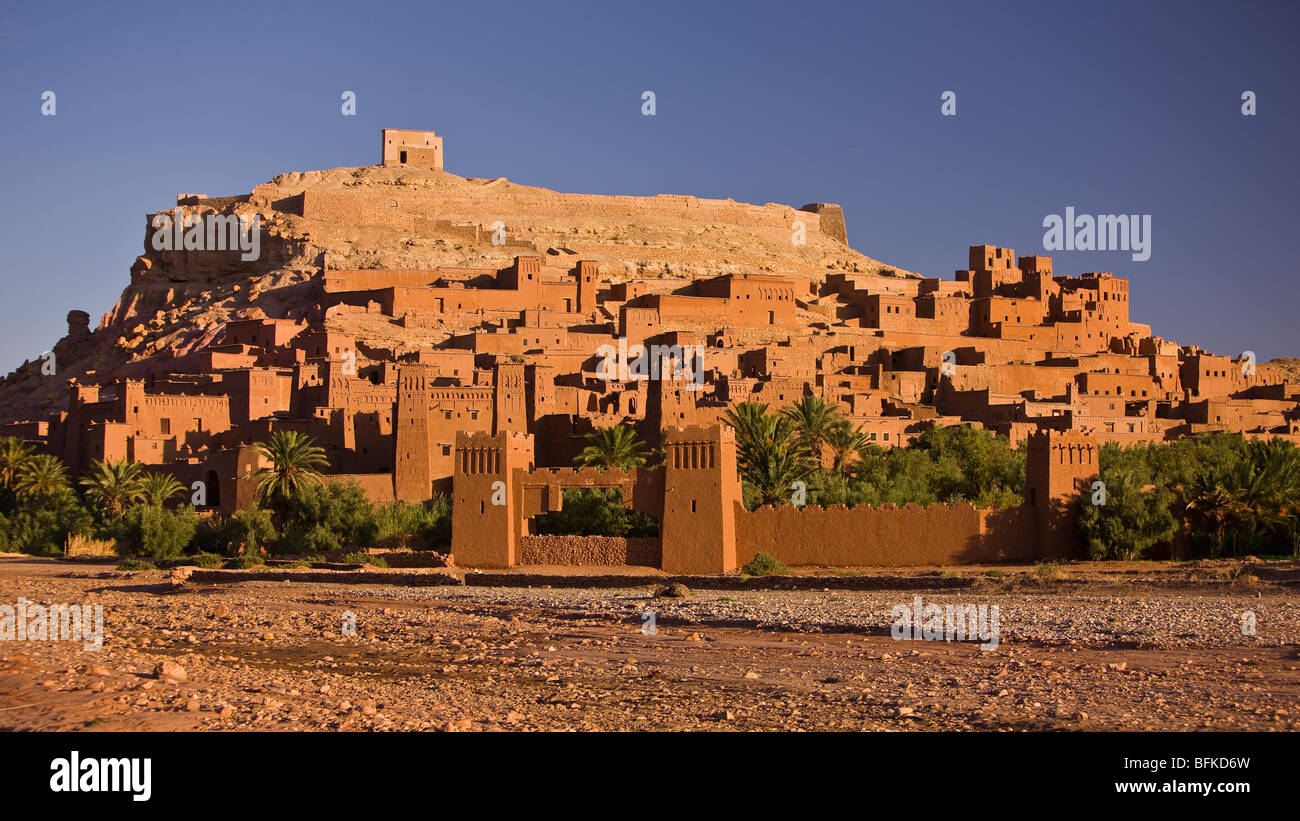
[1,554,1297,732]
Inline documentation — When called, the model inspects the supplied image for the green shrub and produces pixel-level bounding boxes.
[373,496,452,548]
[190,507,277,558]
[109,505,197,559]
[279,522,341,555]
[532,488,659,537]
[117,558,157,571]
[277,481,376,553]
[226,506,277,556]
[342,550,388,568]
[787,424,1027,511]
[741,552,788,576]
[419,495,453,546]
[225,553,264,569]
[1034,561,1065,581]
[183,551,224,568]
[1077,468,1175,561]
[189,515,227,555]
[0,492,94,555]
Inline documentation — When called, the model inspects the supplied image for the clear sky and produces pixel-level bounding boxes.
[0,0,1296,375]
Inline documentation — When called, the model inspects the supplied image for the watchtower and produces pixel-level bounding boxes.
[381,129,444,171]
[451,430,533,567]
[660,425,741,574]
[394,364,434,501]
[1025,430,1098,559]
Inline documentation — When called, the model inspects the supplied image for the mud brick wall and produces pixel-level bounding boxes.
[519,535,662,566]
[328,473,396,505]
[736,502,1038,567]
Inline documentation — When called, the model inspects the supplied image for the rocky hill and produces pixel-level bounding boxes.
[0,162,906,423]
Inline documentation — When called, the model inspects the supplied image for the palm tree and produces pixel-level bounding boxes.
[723,405,815,505]
[1237,438,1300,554]
[1245,438,1300,504]
[575,424,650,470]
[138,472,187,508]
[1184,470,1256,556]
[0,436,32,491]
[746,415,816,506]
[15,454,70,500]
[781,395,842,466]
[79,459,145,518]
[825,421,871,475]
[254,430,328,507]
[723,401,773,469]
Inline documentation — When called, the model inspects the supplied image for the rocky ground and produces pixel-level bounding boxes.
[1,554,1297,732]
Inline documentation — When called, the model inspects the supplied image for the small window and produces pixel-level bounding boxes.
[160,418,171,435]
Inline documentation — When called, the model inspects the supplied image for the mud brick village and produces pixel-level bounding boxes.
[4,128,1298,573]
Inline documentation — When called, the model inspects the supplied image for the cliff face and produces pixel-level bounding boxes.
[0,163,898,423]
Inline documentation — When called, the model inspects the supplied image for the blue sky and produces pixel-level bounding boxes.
[0,0,1296,374]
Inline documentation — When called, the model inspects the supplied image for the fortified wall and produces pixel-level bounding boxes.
[735,503,1039,567]
[450,424,1097,572]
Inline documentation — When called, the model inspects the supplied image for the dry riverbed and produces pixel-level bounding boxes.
[1,555,1297,731]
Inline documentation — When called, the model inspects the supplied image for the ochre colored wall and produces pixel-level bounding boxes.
[328,473,396,505]
[735,502,1038,567]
